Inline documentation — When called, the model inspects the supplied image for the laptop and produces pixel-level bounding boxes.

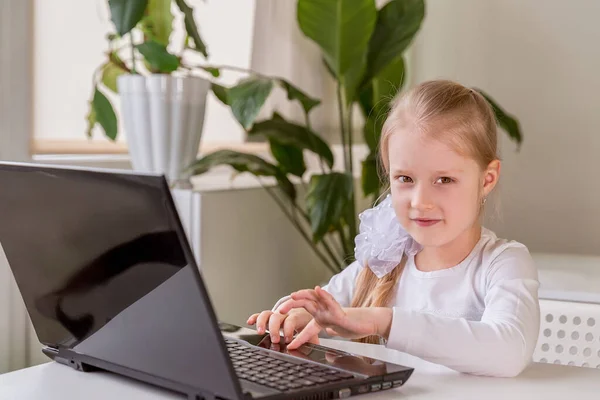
[0,162,414,400]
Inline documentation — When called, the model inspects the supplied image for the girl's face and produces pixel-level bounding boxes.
[387,123,499,249]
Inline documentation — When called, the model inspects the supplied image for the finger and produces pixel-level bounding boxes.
[315,286,339,309]
[287,319,321,350]
[291,289,320,303]
[307,335,320,345]
[282,315,297,343]
[256,311,273,334]
[269,313,287,343]
[278,299,319,316]
[247,313,260,325]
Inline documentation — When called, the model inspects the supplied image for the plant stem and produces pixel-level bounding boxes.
[336,84,349,172]
[329,234,347,267]
[347,101,355,182]
[297,208,344,270]
[182,62,269,80]
[319,235,344,273]
[347,103,358,241]
[108,51,131,73]
[337,84,358,243]
[130,34,136,74]
[263,184,339,275]
[337,227,351,261]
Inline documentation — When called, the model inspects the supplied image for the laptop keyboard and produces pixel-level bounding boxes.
[225,339,355,392]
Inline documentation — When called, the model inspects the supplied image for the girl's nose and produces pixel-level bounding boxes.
[411,184,435,211]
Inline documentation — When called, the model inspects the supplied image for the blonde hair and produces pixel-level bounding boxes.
[351,80,499,344]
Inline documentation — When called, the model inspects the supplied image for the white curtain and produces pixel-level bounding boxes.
[0,0,35,373]
[250,0,342,142]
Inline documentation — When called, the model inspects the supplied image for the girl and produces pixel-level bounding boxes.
[247,80,540,378]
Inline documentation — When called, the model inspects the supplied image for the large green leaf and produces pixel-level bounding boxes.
[371,56,405,113]
[248,116,334,169]
[92,87,118,141]
[297,0,376,78]
[228,77,274,130]
[365,0,424,83]
[140,0,173,46]
[211,83,229,105]
[343,59,367,105]
[101,60,128,93]
[363,110,385,152]
[136,40,180,73]
[108,0,148,36]
[188,150,296,200]
[476,89,523,147]
[360,56,405,151]
[358,83,375,118]
[269,140,306,177]
[361,152,381,198]
[306,173,354,242]
[278,80,320,115]
[174,0,208,57]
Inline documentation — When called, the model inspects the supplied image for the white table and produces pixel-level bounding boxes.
[2,338,600,400]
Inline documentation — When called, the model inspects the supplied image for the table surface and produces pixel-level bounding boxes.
[2,338,600,400]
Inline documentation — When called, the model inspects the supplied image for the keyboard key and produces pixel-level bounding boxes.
[307,376,328,384]
[286,382,303,390]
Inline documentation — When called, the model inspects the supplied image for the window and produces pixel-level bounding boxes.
[31,0,258,156]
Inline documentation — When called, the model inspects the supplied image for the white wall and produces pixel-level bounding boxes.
[33,0,255,144]
[410,0,600,256]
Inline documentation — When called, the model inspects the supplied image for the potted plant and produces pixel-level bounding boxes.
[188,0,523,275]
[86,0,216,187]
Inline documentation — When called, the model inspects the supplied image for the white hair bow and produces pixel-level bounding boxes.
[354,195,422,278]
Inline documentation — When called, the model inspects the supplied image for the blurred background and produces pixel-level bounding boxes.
[1,0,599,373]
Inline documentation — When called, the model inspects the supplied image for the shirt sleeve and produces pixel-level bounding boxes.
[385,246,540,377]
[272,261,363,311]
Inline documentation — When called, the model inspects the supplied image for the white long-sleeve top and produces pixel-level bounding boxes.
[274,228,540,377]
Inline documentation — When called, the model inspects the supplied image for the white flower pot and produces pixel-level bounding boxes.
[117,74,210,187]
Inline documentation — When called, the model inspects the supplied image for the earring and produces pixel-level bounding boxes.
[481,197,487,205]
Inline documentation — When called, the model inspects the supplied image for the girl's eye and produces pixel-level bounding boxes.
[397,176,413,183]
[437,177,454,184]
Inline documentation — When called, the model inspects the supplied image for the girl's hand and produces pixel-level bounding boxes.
[246,307,315,344]
[277,286,393,350]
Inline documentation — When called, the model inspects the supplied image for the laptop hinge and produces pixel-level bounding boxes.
[41,346,59,360]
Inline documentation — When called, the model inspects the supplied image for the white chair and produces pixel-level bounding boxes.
[534,299,600,368]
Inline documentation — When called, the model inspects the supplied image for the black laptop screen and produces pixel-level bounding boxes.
[0,165,187,348]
